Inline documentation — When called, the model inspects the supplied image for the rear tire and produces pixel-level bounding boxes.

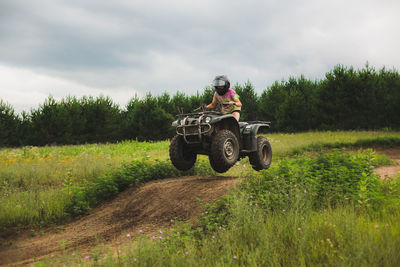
[169,135,197,171]
[209,130,239,173]
[249,136,272,171]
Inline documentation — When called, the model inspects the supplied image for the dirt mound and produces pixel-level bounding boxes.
[0,176,237,266]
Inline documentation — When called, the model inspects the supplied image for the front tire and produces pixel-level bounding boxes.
[169,135,197,171]
[249,136,272,171]
[209,130,239,173]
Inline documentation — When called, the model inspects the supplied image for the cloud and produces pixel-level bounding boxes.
[0,65,140,113]
[1,0,400,112]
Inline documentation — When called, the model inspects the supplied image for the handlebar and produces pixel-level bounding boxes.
[193,104,207,112]
[221,101,235,105]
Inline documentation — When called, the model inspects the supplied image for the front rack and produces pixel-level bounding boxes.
[176,113,213,144]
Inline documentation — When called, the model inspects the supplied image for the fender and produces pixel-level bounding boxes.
[209,114,237,124]
[241,122,270,152]
[212,115,242,148]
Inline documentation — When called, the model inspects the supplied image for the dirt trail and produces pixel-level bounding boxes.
[0,176,237,266]
[373,148,400,180]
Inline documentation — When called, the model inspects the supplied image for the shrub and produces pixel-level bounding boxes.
[242,149,385,212]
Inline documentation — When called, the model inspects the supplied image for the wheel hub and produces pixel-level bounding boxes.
[224,139,234,159]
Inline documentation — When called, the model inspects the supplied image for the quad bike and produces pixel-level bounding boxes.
[169,104,272,173]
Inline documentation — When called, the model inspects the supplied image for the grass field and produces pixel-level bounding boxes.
[2,130,398,190]
[36,142,400,267]
[1,131,400,230]
[1,130,400,266]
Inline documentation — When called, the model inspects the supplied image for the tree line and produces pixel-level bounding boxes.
[1,64,400,147]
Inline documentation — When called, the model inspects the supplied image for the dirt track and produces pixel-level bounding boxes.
[0,176,237,266]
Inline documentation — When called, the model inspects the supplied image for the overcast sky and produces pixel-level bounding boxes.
[1,0,399,113]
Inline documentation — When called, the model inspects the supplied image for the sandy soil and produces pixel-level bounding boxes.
[0,176,237,266]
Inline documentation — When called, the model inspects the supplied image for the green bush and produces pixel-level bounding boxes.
[193,149,397,237]
[242,149,385,212]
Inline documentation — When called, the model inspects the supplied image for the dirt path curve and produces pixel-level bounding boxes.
[0,176,237,266]
[373,148,400,179]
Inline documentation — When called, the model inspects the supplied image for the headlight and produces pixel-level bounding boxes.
[205,117,211,123]
[172,120,179,127]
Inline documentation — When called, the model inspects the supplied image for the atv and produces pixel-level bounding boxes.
[169,104,272,173]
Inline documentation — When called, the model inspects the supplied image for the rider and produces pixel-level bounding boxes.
[205,75,242,121]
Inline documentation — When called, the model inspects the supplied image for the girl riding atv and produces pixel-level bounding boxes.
[205,75,242,121]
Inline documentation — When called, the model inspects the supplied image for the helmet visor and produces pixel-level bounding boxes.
[213,79,226,87]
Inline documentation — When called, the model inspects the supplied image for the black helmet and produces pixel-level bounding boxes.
[213,75,230,96]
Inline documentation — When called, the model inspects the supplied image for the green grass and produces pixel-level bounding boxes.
[39,175,400,267]
[48,150,399,266]
[0,131,398,266]
[0,158,216,230]
[267,130,400,158]
[0,140,172,229]
[1,131,398,191]
[1,131,400,231]
[0,140,170,190]
[228,130,400,177]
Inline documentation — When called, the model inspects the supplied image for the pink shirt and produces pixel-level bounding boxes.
[213,89,241,114]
